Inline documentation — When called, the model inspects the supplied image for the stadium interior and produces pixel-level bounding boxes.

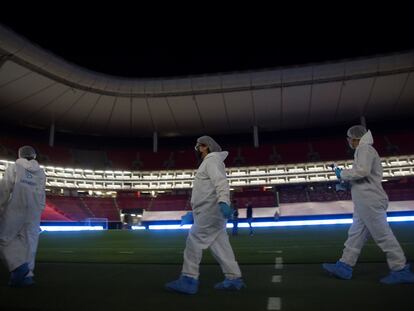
[0,21,413,311]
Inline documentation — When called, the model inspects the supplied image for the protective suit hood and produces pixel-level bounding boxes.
[358,130,374,147]
[16,158,41,173]
[204,151,228,162]
[196,136,222,153]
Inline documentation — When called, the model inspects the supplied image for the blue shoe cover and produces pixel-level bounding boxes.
[165,275,199,294]
[322,261,353,280]
[21,276,35,287]
[9,263,30,287]
[380,264,414,284]
[214,278,246,290]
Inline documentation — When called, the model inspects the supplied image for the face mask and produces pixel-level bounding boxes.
[347,137,355,150]
[194,142,208,160]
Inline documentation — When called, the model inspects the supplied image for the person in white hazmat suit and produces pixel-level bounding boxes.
[0,146,46,287]
[323,125,414,284]
[165,136,245,294]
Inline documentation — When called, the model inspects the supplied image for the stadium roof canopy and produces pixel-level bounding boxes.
[1,25,414,138]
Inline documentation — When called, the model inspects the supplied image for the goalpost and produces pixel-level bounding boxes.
[84,218,109,230]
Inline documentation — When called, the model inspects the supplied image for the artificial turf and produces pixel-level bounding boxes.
[0,222,413,311]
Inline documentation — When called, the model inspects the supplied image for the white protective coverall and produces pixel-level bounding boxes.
[0,158,46,273]
[182,138,242,280]
[340,130,406,271]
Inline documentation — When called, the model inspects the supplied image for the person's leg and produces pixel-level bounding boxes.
[209,230,242,279]
[0,229,33,287]
[232,220,237,236]
[0,232,28,272]
[181,232,203,279]
[357,201,413,284]
[210,230,245,290]
[339,212,371,267]
[360,202,406,271]
[323,211,369,280]
[165,231,201,294]
[25,219,41,277]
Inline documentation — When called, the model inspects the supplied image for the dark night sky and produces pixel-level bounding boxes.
[1,18,413,78]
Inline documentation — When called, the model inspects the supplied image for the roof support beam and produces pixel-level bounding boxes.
[0,53,11,70]
[253,125,259,148]
[360,116,367,128]
[153,131,158,153]
[49,122,55,147]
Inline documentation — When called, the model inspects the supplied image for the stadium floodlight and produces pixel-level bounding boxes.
[390,160,408,165]
[250,180,266,184]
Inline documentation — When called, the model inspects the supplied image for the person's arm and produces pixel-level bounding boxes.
[0,164,16,214]
[340,145,374,181]
[205,157,230,205]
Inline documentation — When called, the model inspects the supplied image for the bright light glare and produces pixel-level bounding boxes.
[40,226,104,231]
[145,216,414,230]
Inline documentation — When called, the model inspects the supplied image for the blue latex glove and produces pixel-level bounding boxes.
[219,202,233,219]
[180,212,194,226]
[334,167,342,180]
